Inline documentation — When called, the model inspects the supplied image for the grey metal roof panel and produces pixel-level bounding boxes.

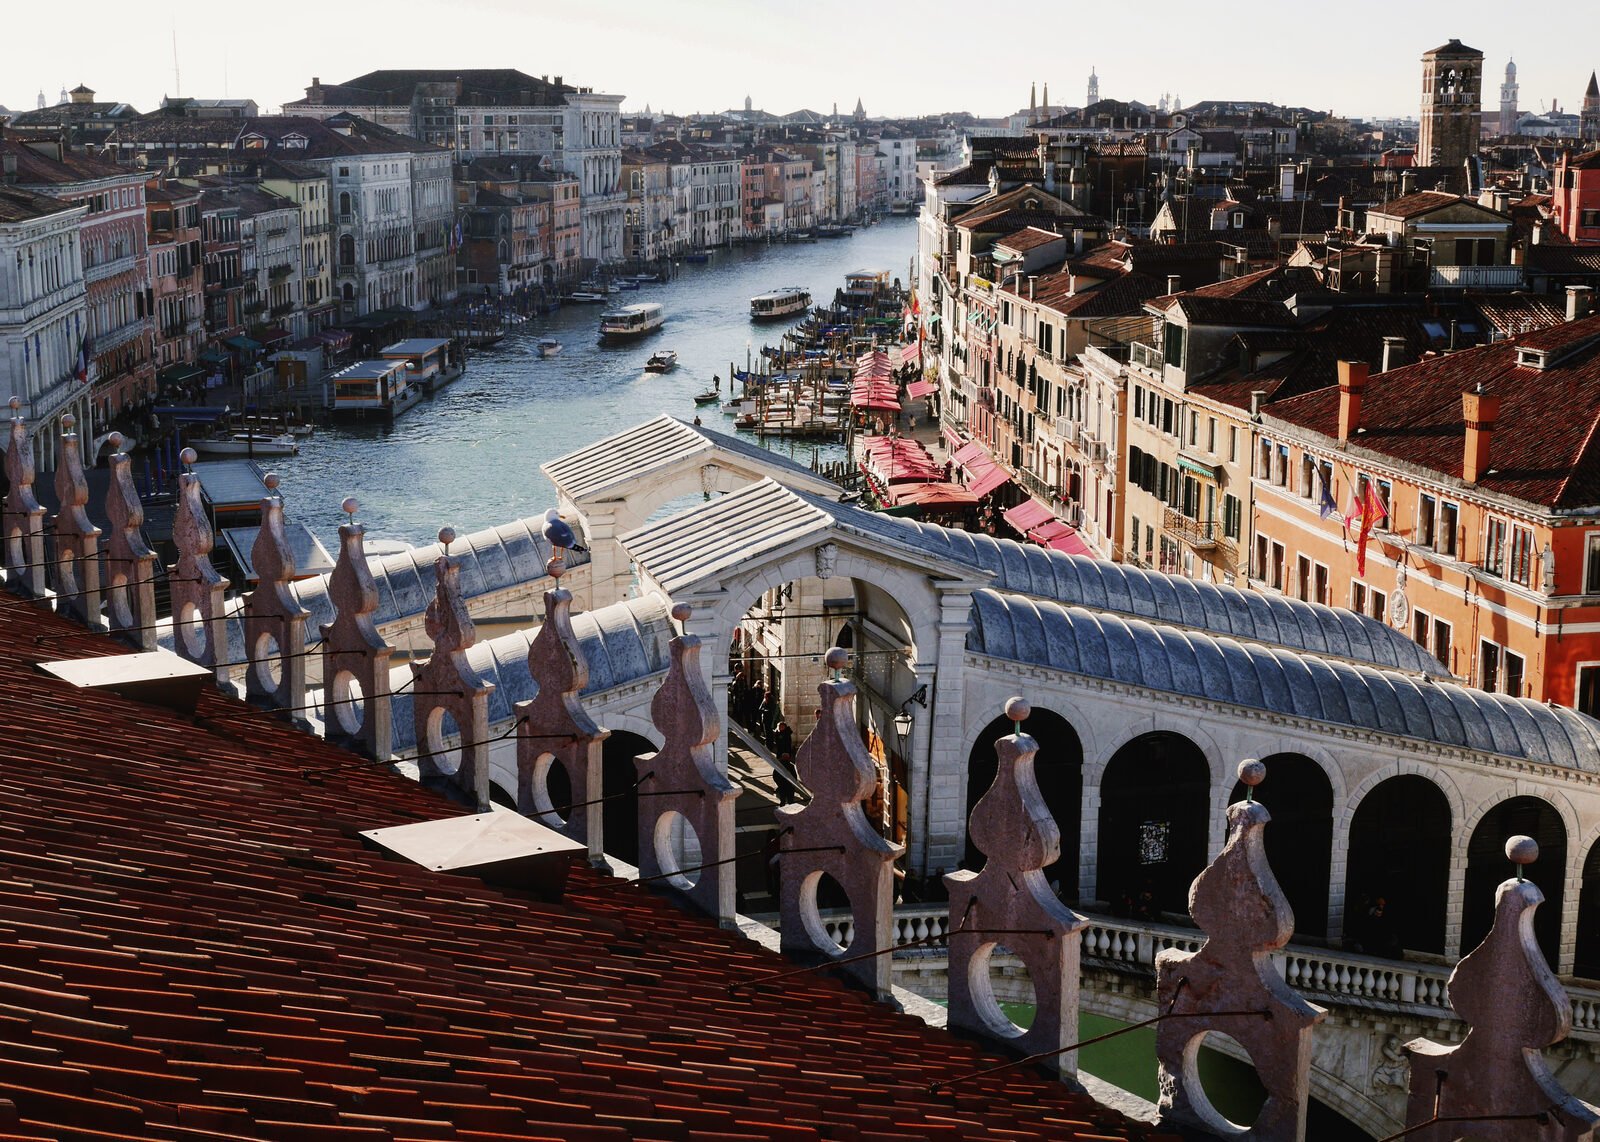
[967,588,1600,772]
[544,415,710,502]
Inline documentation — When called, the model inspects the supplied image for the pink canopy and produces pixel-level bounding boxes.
[890,481,980,508]
[1028,520,1093,556]
[906,379,937,399]
[951,442,1011,499]
[1002,499,1054,535]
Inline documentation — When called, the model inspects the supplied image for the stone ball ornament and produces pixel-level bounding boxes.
[107,432,124,452]
[1237,757,1266,788]
[179,447,197,467]
[341,496,359,519]
[61,412,75,431]
[263,472,280,493]
[1004,696,1030,725]
[823,646,849,672]
[1505,834,1539,868]
[438,526,457,551]
[670,602,693,624]
[7,396,20,414]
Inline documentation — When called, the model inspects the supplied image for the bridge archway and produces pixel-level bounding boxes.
[963,708,1082,900]
[1577,838,1600,983]
[1463,795,1566,969]
[1097,731,1209,917]
[1346,775,1451,956]
[600,730,658,867]
[1228,753,1334,938]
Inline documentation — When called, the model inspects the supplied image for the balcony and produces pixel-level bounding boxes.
[304,222,332,236]
[1129,341,1165,372]
[270,301,296,318]
[1429,264,1524,291]
[268,263,294,280]
[1164,506,1218,550]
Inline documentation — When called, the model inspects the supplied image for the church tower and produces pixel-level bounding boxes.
[1499,58,1519,136]
[1582,71,1600,145]
[1029,81,1036,124]
[1041,82,1049,120]
[1086,67,1099,106]
[1417,38,1482,172]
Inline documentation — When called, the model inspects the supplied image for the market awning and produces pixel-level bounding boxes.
[198,348,228,364]
[862,439,943,482]
[1028,520,1093,557]
[224,336,263,353]
[906,379,937,399]
[1178,453,1221,480]
[942,426,966,451]
[158,363,205,386]
[898,343,921,366]
[951,442,1011,499]
[890,481,979,508]
[1003,499,1055,535]
[257,326,292,344]
[316,330,354,349]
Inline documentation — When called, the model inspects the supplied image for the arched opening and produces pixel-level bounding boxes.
[338,191,351,217]
[1228,754,1334,938]
[338,234,355,267]
[1346,776,1450,956]
[1097,733,1209,918]
[1577,839,1600,983]
[600,730,656,867]
[1463,796,1565,969]
[963,710,1082,900]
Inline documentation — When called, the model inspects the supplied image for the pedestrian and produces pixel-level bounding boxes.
[773,751,798,805]
[770,719,794,760]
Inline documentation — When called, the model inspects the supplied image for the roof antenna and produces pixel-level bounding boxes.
[171,23,181,98]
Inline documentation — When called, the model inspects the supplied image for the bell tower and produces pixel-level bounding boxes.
[1498,58,1519,137]
[1418,38,1483,173]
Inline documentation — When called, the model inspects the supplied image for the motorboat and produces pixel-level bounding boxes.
[188,432,300,457]
[615,279,640,290]
[563,291,607,304]
[632,272,662,283]
[537,338,563,357]
[750,287,812,321]
[692,386,720,405]
[600,302,666,340]
[644,349,678,373]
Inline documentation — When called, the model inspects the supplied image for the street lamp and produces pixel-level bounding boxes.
[893,682,929,739]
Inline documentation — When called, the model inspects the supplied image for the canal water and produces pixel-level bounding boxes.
[273,217,919,549]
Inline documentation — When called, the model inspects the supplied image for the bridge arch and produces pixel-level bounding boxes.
[1578,837,1600,983]
[1094,730,1210,918]
[963,707,1083,900]
[1345,774,1452,957]
[1228,752,1335,939]
[1462,794,1567,970]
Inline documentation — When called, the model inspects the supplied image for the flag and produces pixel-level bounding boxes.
[451,220,464,251]
[1354,481,1387,578]
[1316,466,1336,520]
[73,336,91,385]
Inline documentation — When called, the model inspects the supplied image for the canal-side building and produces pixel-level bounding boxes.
[143,180,205,380]
[256,157,338,334]
[0,182,90,458]
[2,138,154,428]
[3,84,140,152]
[621,146,675,261]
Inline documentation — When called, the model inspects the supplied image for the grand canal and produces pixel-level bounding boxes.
[274,217,918,549]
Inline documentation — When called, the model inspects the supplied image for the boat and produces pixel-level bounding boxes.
[537,338,563,358]
[750,287,813,322]
[562,291,606,304]
[188,432,299,457]
[327,358,424,422]
[644,349,678,373]
[453,324,506,348]
[615,279,640,291]
[693,388,720,405]
[815,225,848,239]
[600,302,666,340]
[381,338,459,395]
[632,272,662,283]
[684,251,710,264]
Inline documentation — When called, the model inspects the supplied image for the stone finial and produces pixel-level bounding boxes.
[51,413,102,626]
[320,501,393,761]
[634,603,738,922]
[516,566,609,863]
[945,704,1088,1079]
[413,537,494,810]
[777,651,904,998]
[1155,761,1327,1141]
[103,433,157,649]
[170,456,231,677]
[3,400,47,597]
[1403,839,1600,1141]
[242,479,310,715]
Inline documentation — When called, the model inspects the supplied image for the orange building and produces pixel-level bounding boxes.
[1256,307,1600,711]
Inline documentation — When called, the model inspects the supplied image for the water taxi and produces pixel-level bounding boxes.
[750,287,812,321]
[380,339,458,395]
[327,358,422,422]
[600,302,665,340]
[563,291,606,304]
[537,338,563,358]
[644,349,678,373]
[188,432,299,457]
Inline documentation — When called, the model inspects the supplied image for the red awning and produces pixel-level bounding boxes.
[942,426,966,451]
[906,379,936,398]
[863,438,942,482]
[1003,499,1055,534]
[891,481,980,508]
[951,442,1011,498]
[1028,520,1093,556]
[899,343,920,366]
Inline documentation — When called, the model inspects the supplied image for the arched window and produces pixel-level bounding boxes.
[1463,796,1565,969]
[338,191,351,217]
[1098,732,1209,917]
[964,709,1082,900]
[1228,754,1333,937]
[1346,775,1450,955]
[338,234,355,267]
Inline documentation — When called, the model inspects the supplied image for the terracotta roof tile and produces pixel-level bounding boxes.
[0,606,1172,1141]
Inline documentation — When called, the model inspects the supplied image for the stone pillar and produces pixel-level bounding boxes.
[920,588,974,876]
[1155,759,1327,1142]
[320,499,393,761]
[580,501,626,608]
[635,602,739,924]
[50,413,101,627]
[946,698,1088,1080]
[413,528,494,811]
[516,557,609,863]
[170,448,231,682]
[1403,837,1599,1142]
[241,474,309,716]
[777,648,905,999]
[102,433,157,650]
[3,397,46,597]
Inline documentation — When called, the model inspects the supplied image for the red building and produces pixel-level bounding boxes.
[1552,148,1600,245]
[145,181,205,388]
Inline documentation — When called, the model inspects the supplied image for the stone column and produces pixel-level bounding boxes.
[580,501,626,609]
[102,433,157,650]
[413,528,494,811]
[3,397,46,598]
[320,499,393,761]
[920,587,974,877]
[242,474,309,716]
[170,448,231,682]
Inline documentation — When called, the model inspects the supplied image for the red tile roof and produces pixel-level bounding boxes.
[1268,314,1600,508]
[0,605,1173,1141]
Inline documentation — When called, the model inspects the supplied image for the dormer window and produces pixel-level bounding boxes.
[282,133,308,149]
[1517,347,1549,369]
[240,133,266,150]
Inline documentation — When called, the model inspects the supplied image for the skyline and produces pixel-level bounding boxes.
[3,0,1600,125]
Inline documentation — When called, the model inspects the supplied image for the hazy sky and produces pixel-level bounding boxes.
[4,0,1597,123]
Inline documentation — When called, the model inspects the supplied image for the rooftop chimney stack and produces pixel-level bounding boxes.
[1337,360,1370,443]
[1380,336,1406,373]
[1461,386,1500,485]
[1166,273,1181,294]
[1568,284,1595,322]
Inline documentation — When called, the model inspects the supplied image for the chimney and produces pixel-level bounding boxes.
[1568,285,1595,322]
[1249,390,1267,420]
[1072,227,1083,254]
[1267,215,1281,240]
[1380,336,1406,373]
[1400,169,1416,197]
[1337,360,1369,443]
[1532,220,1544,246]
[1461,385,1500,484]
[1166,273,1181,294]
[1279,162,1296,202]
